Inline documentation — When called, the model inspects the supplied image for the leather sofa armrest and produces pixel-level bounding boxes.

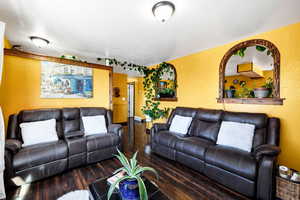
[65,136,87,156]
[4,149,15,187]
[253,144,281,160]
[150,123,170,149]
[152,123,170,133]
[108,124,123,137]
[5,139,22,154]
[7,114,18,139]
[64,131,84,139]
[256,156,277,200]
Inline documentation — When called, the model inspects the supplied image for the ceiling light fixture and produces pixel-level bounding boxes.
[152,1,175,23]
[29,36,50,48]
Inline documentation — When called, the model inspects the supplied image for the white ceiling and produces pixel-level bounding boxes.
[0,0,300,71]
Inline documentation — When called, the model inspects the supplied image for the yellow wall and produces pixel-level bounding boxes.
[127,77,144,118]
[138,22,300,170]
[0,55,110,129]
[225,70,273,91]
[112,73,128,123]
[4,37,11,49]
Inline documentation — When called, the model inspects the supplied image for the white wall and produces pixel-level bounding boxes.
[0,22,4,84]
[0,21,6,199]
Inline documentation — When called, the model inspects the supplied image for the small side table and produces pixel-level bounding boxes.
[276,176,300,200]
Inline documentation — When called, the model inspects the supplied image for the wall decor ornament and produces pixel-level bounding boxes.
[41,61,93,98]
[218,39,285,105]
[113,87,121,97]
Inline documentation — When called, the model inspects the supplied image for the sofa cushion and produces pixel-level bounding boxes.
[167,107,198,135]
[82,115,107,136]
[189,108,223,142]
[205,145,257,180]
[175,137,214,160]
[216,121,255,152]
[153,130,185,149]
[80,107,111,126]
[13,140,68,171]
[223,111,268,150]
[62,108,81,137]
[20,119,59,147]
[189,120,221,143]
[86,133,120,152]
[19,109,63,139]
[169,115,193,135]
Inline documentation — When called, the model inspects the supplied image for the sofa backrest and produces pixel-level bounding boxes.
[267,118,280,146]
[17,108,63,140]
[168,107,279,150]
[62,108,81,138]
[7,107,113,141]
[223,111,268,150]
[189,108,223,143]
[80,107,112,127]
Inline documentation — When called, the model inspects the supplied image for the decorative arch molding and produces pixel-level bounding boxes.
[217,39,284,105]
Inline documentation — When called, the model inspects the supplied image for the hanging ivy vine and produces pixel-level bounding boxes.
[233,45,273,57]
[100,58,175,121]
[141,62,176,120]
[97,58,148,74]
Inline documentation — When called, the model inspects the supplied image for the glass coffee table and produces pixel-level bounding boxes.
[89,176,169,200]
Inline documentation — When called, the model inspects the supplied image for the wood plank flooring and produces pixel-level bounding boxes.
[6,120,250,200]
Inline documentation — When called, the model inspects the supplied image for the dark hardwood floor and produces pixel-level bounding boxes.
[6,119,250,200]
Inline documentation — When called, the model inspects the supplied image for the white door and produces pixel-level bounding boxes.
[128,83,134,117]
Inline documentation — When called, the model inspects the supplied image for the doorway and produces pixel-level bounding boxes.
[127,82,135,118]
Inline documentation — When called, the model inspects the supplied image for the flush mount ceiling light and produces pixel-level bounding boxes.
[152,1,175,23]
[29,36,50,48]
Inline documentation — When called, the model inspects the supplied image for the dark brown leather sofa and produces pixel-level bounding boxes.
[5,107,123,185]
[151,107,280,200]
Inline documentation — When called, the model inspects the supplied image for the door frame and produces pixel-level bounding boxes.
[127,82,135,117]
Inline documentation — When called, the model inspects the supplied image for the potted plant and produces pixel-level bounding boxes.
[158,88,175,98]
[142,101,169,122]
[254,78,274,98]
[262,77,274,97]
[107,150,158,200]
[225,85,236,98]
[254,87,269,98]
[237,81,254,98]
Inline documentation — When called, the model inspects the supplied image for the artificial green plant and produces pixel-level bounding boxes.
[107,150,158,200]
[261,77,274,97]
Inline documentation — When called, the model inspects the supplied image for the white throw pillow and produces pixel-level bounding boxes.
[216,121,255,152]
[169,115,193,135]
[82,115,107,136]
[20,119,59,147]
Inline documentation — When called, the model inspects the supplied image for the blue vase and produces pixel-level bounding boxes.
[119,179,140,200]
